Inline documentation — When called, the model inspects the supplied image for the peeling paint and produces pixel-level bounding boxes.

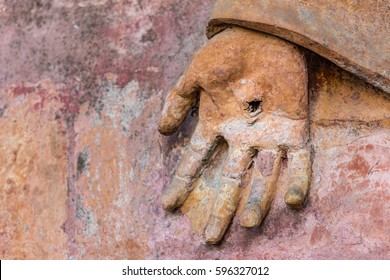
[1,0,388,260]
[101,80,144,132]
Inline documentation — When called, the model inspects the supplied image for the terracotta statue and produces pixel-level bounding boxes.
[158,0,389,244]
[159,27,311,244]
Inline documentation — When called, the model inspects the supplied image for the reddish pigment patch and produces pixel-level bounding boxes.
[310,226,332,245]
[12,86,36,96]
[59,88,80,116]
[346,154,370,177]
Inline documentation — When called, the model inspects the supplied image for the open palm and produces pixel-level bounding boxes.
[159,27,311,244]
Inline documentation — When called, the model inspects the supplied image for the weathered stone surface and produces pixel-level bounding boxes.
[159,27,311,244]
[164,55,390,258]
[207,0,390,93]
[0,0,214,259]
[0,82,68,259]
[0,0,389,259]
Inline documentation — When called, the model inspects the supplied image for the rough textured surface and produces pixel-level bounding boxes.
[0,82,68,259]
[207,0,390,93]
[159,27,311,244]
[0,0,389,259]
[0,0,214,259]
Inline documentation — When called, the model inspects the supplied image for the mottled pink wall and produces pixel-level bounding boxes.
[0,0,389,259]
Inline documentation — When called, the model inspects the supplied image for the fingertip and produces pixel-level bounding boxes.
[204,216,224,244]
[240,203,262,228]
[161,192,176,211]
[284,185,305,208]
[158,124,176,136]
[157,118,175,135]
[161,177,190,211]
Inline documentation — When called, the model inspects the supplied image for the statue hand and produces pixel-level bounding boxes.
[159,27,311,244]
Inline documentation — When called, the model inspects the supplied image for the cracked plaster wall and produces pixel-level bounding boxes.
[0,0,389,259]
